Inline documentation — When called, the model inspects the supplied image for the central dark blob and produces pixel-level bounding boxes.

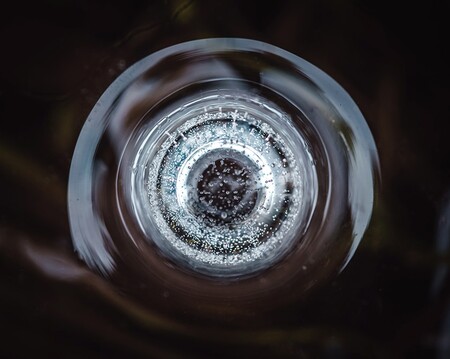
[194,158,258,225]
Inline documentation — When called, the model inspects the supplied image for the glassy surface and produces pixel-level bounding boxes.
[1,1,449,358]
[67,39,378,321]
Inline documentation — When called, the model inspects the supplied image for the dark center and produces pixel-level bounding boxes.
[194,158,257,225]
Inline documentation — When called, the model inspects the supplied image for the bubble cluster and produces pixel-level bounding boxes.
[130,92,316,276]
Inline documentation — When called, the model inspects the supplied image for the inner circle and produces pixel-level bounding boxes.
[198,158,250,212]
[190,154,259,226]
[131,90,315,275]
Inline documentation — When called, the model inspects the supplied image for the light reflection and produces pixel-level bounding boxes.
[68,38,379,323]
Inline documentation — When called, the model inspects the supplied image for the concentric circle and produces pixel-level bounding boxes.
[126,90,316,276]
[68,38,379,322]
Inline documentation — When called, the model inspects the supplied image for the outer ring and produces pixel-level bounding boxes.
[68,38,378,320]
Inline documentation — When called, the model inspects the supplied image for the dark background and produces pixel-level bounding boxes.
[1,0,449,357]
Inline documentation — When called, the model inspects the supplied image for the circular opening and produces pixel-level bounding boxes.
[189,155,258,226]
